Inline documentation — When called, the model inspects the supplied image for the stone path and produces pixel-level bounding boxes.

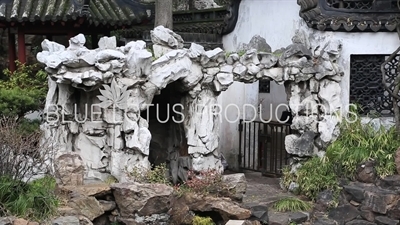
[225,170,311,225]
[224,170,294,207]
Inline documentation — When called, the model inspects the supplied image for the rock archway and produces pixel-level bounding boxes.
[38,26,343,183]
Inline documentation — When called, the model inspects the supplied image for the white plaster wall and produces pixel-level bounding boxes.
[219,0,400,170]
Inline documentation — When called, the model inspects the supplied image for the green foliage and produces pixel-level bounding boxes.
[0,62,47,117]
[272,197,312,212]
[0,176,59,221]
[16,118,41,136]
[192,215,215,225]
[237,50,246,57]
[325,117,400,179]
[282,107,400,201]
[282,157,341,201]
[129,163,171,185]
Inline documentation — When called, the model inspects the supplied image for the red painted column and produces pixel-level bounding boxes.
[8,28,16,72]
[17,28,26,64]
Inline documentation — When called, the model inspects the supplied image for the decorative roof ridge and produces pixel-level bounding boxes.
[298,0,400,32]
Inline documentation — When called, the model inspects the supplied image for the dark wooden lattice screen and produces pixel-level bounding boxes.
[350,54,400,116]
[259,80,270,93]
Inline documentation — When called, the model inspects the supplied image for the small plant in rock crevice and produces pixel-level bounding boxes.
[192,215,215,225]
[174,169,229,197]
[128,163,171,185]
[272,197,312,212]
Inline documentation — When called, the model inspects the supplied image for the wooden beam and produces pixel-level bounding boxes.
[17,27,26,64]
[8,28,16,72]
[46,34,53,41]
[68,31,76,39]
[91,33,98,48]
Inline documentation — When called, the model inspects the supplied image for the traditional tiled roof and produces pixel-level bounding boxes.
[0,0,154,26]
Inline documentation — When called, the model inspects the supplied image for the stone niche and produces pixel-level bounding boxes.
[38,26,344,183]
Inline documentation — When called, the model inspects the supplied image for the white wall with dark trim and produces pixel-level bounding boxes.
[219,0,400,170]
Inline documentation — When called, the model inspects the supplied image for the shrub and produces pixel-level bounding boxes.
[129,163,171,185]
[0,117,51,181]
[325,117,400,179]
[282,107,400,200]
[282,108,400,201]
[173,169,228,197]
[0,61,47,118]
[0,117,56,221]
[282,157,340,201]
[0,175,59,221]
[272,197,312,212]
[192,215,215,225]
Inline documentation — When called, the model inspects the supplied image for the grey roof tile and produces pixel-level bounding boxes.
[0,0,153,26]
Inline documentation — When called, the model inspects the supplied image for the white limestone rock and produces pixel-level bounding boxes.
[239,49,260,65]
[153,44,173,58]
[216,72,234,86]
[258,53,278,68]
[41,39,65,53]
[150,52,192,89]
[185,90,219,155]
[110,151,151,183]
[206,67,220,76]
[285,132,316,157]
[263,67,284,83]
[98,36,117,49]
[182,63,203,89]
[220,64,233,74]
[226,53,239,65]
[290,115,318,133]
[247,63,261,75]
[318,79,341,114]
[125,48,152,78]
[125,126,151,156]
[102,108,124,124]
[82,122,107,136]
[318,115,340,143]
[68,34,86,50]
[309,78,319,93]
[95,50,126,63]
[205,47,224,60]
[150,25,184,49]
[74,133,108,179]
[79,50,97,66]
[191,154,223,173]
[188,43,206,59]
[233,64,248,77]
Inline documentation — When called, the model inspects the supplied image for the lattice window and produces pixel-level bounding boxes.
[350,55,400,116]
[259,80,270,93]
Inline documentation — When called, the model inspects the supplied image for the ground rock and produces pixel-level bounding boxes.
[356,161,377,183]
[188,195,252,221]
[375,216,399,225]
[111,182,173,217]
[221,173,247,202]
[68,196,104,221]
[328,204,359,224]
[395,147,400,175]
[12,219,28,225]
[58,183,111,198]
[346,220,376,225]
[52,216,80,225]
